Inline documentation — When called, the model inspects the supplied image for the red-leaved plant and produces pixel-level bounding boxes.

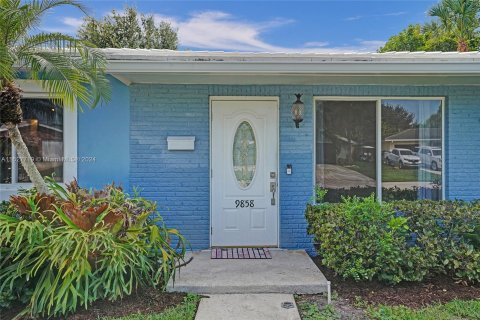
[0,178,187,318]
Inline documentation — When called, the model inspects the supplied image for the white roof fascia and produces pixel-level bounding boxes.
[106,59,480,75]
[100,49,480,61]
[102,49,480,75]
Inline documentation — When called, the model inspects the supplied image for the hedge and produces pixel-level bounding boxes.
[306,195,480,284]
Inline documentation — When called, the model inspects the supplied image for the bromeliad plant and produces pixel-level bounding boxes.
[0,179,187,318]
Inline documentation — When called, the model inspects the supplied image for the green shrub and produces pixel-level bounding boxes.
[0,201,34,310]
[0,179,187,318]
[306,196,480,284]
[0,276,32,310]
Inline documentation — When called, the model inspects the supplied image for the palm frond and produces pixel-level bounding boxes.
[17,43,110,109]
[0,0,35,46]
[1,0,111,194]
[0,0,111,109]
[429,2,454,31]
[0,0,88,47]
[11,30,110,108]
[0,43,16,83]
[19,50,89,109]
[16,32,78,52]
[71,46,111,108]
[33,0,88,15]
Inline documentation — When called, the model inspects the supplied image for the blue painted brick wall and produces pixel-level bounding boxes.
[128,84,480,252]
[130,85,211,249]
[78,76,130,190]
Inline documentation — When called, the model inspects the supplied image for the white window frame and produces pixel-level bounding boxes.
[313,96,446,201]
[0,80,77,200]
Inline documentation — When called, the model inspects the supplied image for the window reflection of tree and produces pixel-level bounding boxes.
[322,102,376,166]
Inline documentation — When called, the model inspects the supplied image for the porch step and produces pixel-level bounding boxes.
[195,294,301,320]
[167,249,329,294]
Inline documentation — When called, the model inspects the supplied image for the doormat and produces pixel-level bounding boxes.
[211,248,272,259]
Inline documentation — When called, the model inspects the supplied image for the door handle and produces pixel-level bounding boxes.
[270,182,276,205]
[270,182,276,192]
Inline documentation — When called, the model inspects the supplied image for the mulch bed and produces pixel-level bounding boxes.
[67,290,187,320]
[2,290,187,320]
[2,304,26,320]
[312,256,480,308]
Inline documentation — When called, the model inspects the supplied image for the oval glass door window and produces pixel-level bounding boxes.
[233,121,257,188]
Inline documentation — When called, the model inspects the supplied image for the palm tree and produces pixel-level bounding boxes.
[428,0,480,52]
[0,0,110,194]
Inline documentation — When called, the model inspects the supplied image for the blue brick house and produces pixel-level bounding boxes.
[2,50,480,252]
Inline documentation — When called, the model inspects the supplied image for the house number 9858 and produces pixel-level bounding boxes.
[235,200,254,208]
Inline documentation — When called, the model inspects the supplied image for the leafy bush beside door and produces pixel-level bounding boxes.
[0,179,187,318]
[306,195,480,284]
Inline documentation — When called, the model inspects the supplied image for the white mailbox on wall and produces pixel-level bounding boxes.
[167,136,196,151]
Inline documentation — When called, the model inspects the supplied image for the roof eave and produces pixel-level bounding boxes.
[106,60,480,75]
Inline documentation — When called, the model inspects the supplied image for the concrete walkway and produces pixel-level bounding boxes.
[168,250,330,320]
[195,294,301,320]
[167,249,329,294]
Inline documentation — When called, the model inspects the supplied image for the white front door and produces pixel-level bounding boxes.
[211,98,279,247]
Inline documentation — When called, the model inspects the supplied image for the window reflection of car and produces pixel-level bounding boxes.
[386,148,421,169]
[358,146,374,162]
[382,151,390,163]
[417,146,442,171]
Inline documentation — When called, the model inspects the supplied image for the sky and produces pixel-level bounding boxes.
[41,0,440,53]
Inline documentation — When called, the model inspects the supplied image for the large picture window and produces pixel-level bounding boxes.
[0,96,76,195]
[315,98,443,202]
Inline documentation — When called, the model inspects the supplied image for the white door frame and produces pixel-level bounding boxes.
[209,96,280,247]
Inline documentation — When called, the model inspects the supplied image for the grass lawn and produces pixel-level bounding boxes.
[297,302,343,320]
[101,294,200,320]
[297,299,480,320]
[347,161,438,183]
[368,299,480,320]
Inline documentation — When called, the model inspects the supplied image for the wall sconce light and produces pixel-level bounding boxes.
[291,93,304,128]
